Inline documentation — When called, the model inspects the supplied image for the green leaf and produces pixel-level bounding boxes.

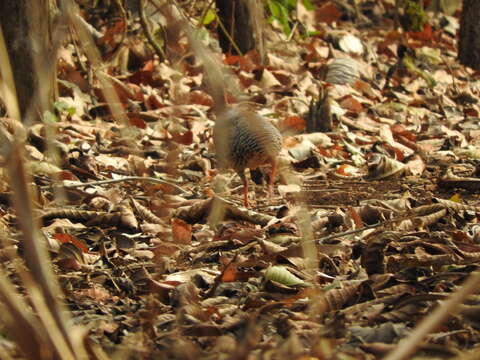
[268,0,282,19]
[322,280,342,292]
[43,110,59,124]
[53,101,76,116]
[202,9,216,25]
[284,0,297,10]
[303,0,314,11]
[403,56,436,88]
[278,3,291,34]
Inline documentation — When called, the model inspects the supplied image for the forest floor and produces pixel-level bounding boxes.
[2,1,480,359]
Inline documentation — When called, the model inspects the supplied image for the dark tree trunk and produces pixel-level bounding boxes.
[0,0,54,121]
[215,0,255,55]
[0,1,35,119]
[459,0,480,70]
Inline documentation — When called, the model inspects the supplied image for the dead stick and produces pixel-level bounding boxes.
[385,271,480,360]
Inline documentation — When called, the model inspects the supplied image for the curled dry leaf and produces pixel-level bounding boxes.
[405,155,426,176]
[118,204,139,229]
[57,242,85,271]
[298,132,333,147]
[320,281,364,312]
[339,95,363,114]
[358,204,392,225]
[53,232,88,253]
[365,155,406,180]
[28,161,62,176]
[131,198,162,224]
[335,164,363,177]
[172,218,192,244]
[315,2,342,24]
[285,137,317,161]
[361,232,400,275]
[337,33,364,55]
[264,266,309,287]
[277,184,302,198]
[279,115,306,133]
[259,68,282,88]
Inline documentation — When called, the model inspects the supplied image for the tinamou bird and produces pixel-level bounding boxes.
[186,29,282,207]
[214,106,282,207]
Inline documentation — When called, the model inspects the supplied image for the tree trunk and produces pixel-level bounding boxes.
[0,0,54,121]
[459,0,480,70]
[215,0,255,55]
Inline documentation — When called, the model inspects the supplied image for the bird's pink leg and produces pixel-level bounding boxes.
[239,172,250,208]
[268,159,277,196]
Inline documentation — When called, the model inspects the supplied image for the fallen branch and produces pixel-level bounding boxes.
[59,176,188,194]
[174,195,275,226]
